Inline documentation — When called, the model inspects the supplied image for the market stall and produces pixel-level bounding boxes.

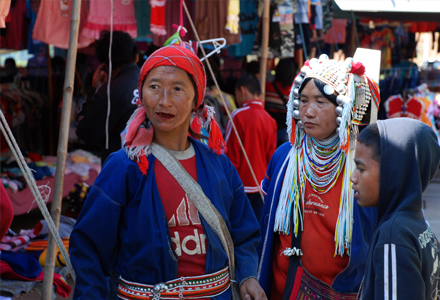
[1,0,440,299]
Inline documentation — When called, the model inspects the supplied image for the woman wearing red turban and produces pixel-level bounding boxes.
[70,46,266,300]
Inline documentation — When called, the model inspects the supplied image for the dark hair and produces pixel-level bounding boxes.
[51,56,66,74]
[244,60,260,76]
[235,73,261,96]
[298,77,337,106]
[4,58,16,68]
[95,31,138,70]
[357,123,380,162]
[275,58,296,87]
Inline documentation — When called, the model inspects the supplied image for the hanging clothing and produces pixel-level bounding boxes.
[82,0,137,40]
[0,0,10,28]
[150,0,166,36]
[25,0,46,55]
[311,0,323,30]
[323,19,347,44]
[385,94,425,120]
[0,0,26,50]
[134,0,152,39]
[226,0,240,34]
[227,0,259,57]
[294,0,309,24]
[32,0,93,49]
[294,0,311,53]
[278,0,295,57]
[152,0,195,48]
[194,0,241,46]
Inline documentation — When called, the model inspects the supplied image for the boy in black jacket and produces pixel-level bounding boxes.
[351,118,440,300]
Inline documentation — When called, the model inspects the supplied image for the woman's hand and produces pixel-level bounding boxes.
[240,277,267,300]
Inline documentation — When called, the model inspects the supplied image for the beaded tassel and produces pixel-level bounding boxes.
[335,147,356,256]
[274,127,306,236]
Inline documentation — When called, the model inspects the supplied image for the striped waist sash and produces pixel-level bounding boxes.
[117,266,230,299]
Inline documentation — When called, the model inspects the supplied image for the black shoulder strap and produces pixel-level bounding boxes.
[272,82,288,105]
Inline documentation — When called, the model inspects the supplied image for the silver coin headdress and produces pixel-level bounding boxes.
[287,54,380,151]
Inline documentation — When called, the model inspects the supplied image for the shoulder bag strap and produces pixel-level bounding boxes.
[272,82,288,105]
[150,143,242,300]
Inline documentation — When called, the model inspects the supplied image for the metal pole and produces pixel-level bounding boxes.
[42,0,81,297]
[259,0,270,100]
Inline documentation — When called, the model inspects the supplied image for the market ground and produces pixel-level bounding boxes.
[10,170,440,300]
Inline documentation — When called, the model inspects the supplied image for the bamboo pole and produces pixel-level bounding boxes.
[46,45,54,155]
[42,0,81,297]
[259,0,270,100]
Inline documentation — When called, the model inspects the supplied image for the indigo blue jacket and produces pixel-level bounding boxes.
[70,138,261,299]
[257,142,377,296]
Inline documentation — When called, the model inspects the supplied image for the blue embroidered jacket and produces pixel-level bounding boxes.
[70,138,261,299]
[257,142,377,296]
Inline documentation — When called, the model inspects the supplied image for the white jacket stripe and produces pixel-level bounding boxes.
[384,244,389,300]
[391,244,397,300]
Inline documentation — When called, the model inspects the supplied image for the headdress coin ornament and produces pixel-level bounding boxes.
[287,54,380,149]
[275,54,380,257]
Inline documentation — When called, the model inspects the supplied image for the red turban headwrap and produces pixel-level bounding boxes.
[123,46,226,175]
[138,45,206,108]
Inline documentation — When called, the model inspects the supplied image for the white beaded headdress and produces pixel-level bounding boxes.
[287,54,380,149]
[275,54,380,257]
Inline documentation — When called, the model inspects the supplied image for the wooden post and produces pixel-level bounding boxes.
[42,0,81,298]
[46,45,54,155]
[259,0,270,101]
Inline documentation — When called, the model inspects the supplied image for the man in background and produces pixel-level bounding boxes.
[225,73,277,221]
[76,31,140,164]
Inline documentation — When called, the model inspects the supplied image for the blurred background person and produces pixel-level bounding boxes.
[264,58,296,147]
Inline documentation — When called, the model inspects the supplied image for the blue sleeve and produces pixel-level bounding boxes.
[261,153,276,197]
[69,152,138,299]
[227,160,261,285]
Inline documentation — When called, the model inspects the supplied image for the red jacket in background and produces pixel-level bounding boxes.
[225,100,277,193]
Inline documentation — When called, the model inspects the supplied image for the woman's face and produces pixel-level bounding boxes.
[299,80,338,140]
[142,66,196,139]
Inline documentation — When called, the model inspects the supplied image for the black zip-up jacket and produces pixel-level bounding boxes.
[359,118,440,300]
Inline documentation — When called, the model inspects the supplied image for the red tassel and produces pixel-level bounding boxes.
[303,60,310,67]
[290,120,296,145]
[351,62,366,76]
[137,155,149,176]
[190,117,202,137]
[209,118,227,155]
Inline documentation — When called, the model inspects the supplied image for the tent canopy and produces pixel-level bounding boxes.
[334,0,440,22]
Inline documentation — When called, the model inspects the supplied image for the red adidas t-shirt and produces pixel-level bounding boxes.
[271,170,349,299]
[155,146,208,278]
